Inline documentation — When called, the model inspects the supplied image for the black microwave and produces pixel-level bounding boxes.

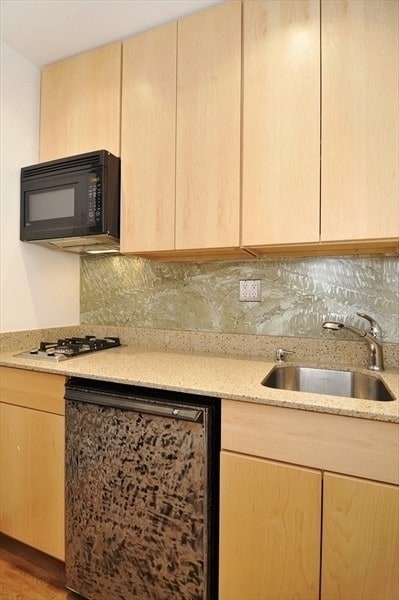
[20,150,120,254]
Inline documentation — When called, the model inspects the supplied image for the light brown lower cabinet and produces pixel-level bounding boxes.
[219,451,322,600]
[0,367,65,560]
[220,399,399,600]
[322,473,399,600]
[219,452,399,600]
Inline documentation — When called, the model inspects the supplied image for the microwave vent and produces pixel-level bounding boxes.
[22,151,106,179]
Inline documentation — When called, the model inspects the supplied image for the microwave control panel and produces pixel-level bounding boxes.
[87,172,102,226]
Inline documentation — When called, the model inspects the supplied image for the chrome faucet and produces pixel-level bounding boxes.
[322,312,384,371]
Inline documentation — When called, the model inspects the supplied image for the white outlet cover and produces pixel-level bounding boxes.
[239,279,261,302]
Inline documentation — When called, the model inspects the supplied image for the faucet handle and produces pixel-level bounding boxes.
[356,312,383,338]
[276,348,295,362]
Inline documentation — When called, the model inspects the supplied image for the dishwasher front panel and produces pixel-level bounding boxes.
[65,386,219,600]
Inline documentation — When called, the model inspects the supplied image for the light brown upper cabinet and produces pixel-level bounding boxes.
[321,0,399,243]
[40,42,121,162]
[175,1,241,252]
[121,1,243,258]
[121,23,177,254]
[39,0,398,258]
[241,0,321,248]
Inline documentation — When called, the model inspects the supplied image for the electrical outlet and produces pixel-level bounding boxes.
[239,279,261,302]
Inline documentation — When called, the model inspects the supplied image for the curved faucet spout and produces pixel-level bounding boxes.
[322,313,384,371]
[323,321,366,338]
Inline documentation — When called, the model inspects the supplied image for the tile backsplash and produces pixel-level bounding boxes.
[81,254,399,343]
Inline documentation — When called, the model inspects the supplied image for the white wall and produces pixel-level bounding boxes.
[0,41,80,332]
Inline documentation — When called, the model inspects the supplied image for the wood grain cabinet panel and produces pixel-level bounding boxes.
[121,23,177,254]
[321,0,399,242]
[40,42,121,161]
[242,0,320,247]
[219,451,321,600]
[0,367,65,560]
[220,399,399,599]
[0,367,65,415]
[38,0,398,257]
[175,1,241,251]
[322,473,399,600]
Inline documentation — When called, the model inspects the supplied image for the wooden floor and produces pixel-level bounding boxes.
[0,534,82,600]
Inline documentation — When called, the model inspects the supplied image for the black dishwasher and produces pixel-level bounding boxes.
[64,377,220,600]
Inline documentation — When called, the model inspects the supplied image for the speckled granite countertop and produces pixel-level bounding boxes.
[1,329,398,423]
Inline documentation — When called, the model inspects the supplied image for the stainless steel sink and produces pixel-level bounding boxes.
[261,366,395,401]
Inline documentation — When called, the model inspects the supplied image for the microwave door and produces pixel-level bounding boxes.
[22,183,79,240]
[28,187,75,221]
[21,173,91,241]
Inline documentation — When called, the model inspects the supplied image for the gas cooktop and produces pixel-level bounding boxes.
[16,336,121,362]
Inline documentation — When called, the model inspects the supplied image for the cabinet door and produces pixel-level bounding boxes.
[322,473,399,600]
[242,0,320,247]
[40,42,121,161]
[321,0,399,242]
[0,403,65,560]
[121,24,177,254]
[219,451,321,600]
[0,368,65,560]
[176,1,241,250]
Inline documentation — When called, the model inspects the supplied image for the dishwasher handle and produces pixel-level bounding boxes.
[65,387,204,422]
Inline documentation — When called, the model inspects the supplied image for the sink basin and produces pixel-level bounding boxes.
[261,366,395,401]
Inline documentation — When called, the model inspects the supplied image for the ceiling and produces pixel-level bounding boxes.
[0,0,224,68]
